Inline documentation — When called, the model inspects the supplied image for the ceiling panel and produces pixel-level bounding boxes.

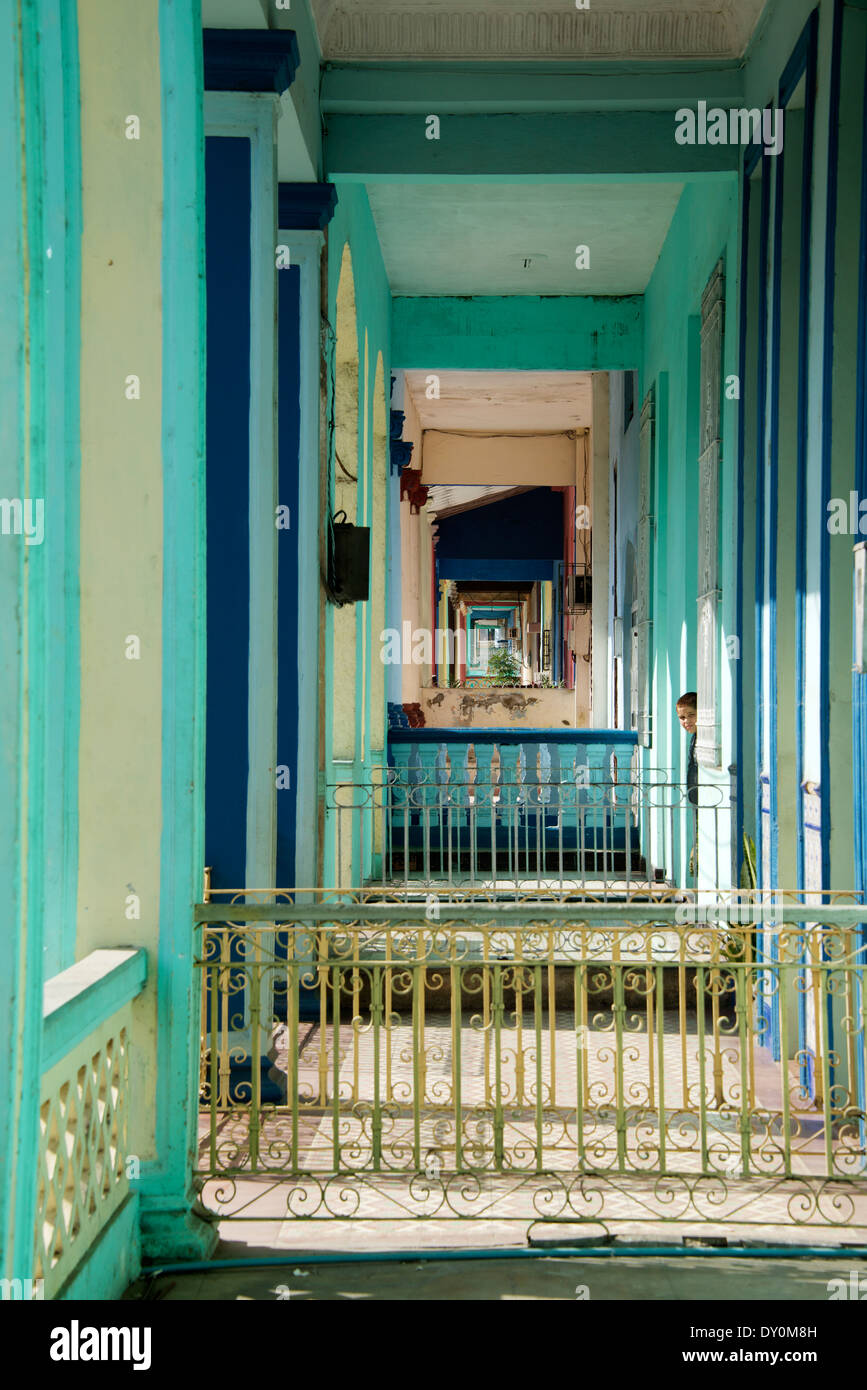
[369,182,683,295]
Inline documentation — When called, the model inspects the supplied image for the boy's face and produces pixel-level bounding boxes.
[677,704,697,734]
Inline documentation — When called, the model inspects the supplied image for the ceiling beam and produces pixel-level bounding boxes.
[323,112,740,181]
[320,62,746,116]
[393,297,642,373]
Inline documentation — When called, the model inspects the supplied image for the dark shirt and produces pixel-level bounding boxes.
[687,732,698,807]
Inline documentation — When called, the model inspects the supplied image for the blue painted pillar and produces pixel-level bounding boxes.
[202,33,302,901]
[195,38,304,1133]
[204,134,251,894]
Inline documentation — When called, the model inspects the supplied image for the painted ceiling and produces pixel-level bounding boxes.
[368,182,683,295]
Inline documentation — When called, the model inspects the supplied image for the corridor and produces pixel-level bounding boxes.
[3,0,867,1309]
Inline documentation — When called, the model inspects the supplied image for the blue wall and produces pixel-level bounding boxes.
[436,488,563,561]
[204,137,251,891]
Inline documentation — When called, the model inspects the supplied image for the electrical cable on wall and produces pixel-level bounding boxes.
[580,429,591,571]
[423,428,582,441]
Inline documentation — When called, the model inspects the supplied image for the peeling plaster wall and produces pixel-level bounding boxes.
[421,686,582,730]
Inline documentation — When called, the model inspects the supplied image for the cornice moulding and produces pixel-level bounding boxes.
[277,181,339,229]
[320,9,741,61]
[203,29,302,94]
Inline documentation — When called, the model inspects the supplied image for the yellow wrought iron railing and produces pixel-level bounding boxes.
[193,892,867,1234]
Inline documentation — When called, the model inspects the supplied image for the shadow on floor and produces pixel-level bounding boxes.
[124,1249,867,1302]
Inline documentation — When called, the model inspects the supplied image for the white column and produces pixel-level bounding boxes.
[591,373,611,726]
[288,229,325,894]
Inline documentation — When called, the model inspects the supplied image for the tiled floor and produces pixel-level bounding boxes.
[197,1010,867,1243]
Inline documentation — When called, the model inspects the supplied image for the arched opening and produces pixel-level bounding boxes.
[329,244,360,886]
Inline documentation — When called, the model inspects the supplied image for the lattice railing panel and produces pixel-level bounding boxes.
[35,1009,131,1298]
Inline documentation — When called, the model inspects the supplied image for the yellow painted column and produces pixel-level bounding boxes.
[76,0,164,1162]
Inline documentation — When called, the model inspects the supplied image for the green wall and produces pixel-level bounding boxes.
[642,179,740,879]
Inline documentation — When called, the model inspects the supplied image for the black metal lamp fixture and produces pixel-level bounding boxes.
[328,510,370,605]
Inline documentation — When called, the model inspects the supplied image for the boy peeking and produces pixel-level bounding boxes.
[676,692,698,878]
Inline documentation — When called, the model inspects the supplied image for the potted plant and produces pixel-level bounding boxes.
[486,646,522,686]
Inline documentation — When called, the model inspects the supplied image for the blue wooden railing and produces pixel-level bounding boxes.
[385,728,640,882]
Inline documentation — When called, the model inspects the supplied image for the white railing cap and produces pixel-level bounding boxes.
[42,948,147,1073]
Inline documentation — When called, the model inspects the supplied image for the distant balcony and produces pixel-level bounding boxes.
[419,684,581,728]
[324,727,729,894]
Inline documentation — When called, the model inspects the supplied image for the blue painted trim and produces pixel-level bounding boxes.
[819,0,844,896]
[392,441,414,475]
[743,139,763,179]
[203,29,300,94]
[856,19,867,1003]
[389,728,639,747]
[779,12,817,106]
[750,149,773,1056]
[767,7,819,1084]
[754,155,771,896]
[202,94,281,897]
[734,157,751,875]
[790,16,818,917]
[42,950,148,1073]
[277,181,338,229]
[768,155,783,896]
[151,0,208,1205]
[858,34,867,517]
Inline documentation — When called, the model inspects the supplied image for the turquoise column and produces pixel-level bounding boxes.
[41,0,81,977]
[0,0,47,1286]
[139,0,216,1260]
